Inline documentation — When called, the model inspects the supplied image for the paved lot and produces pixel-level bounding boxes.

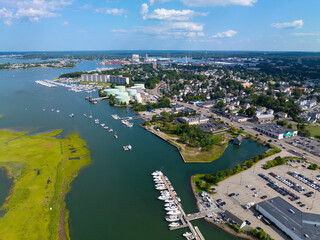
[286,136,320,157]
[211,152,320,240]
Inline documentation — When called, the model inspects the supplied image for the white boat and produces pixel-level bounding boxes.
[164,203,174,207]
[108,129,113,132]
[114,134,118,139]
[104,126,109,130]
[56,110,60,113]
[95,119,99,124]
[156,186,166,190]
[165,206,178,211]
[69,114,74,118]
[155,184,165,188]
[164,198,174,203]
[83,113,87,117]
[158,195,170,201]
[123,145,132,151]
[101,123,105,127]
[88,115,93,119]
[176,196,181,202]
[51,109,54,112]
[183,232,193,237]
[165,216,179,222]
[167,210,181,215]
[152,171,162,176]
[169,222,180,227]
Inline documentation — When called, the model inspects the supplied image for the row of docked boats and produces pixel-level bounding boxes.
[152,171,182,228]
[83,114,118,139]
[121,119,133,128]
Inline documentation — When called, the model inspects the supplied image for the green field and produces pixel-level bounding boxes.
[305,125,320,140]
[0,130,91,240]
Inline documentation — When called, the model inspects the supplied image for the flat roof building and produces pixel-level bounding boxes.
[255,123,297,139]
[81,74,129,85]
[256,197,320,240]
[253,114,274,123]
[180,115,209,125]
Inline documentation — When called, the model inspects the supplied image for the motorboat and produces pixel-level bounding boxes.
[168,222,180,227]
[167,210,181,215]
[69,114,74,118]
[165,216,179,222]
[88,115,93,119]
[101,123,105,127]
[165,206,178,211]
[158,195,171,201]
[152,171,163,176]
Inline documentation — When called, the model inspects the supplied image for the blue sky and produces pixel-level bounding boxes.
[0,0,320,51]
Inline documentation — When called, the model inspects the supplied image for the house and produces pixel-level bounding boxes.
[224,210,246,229]
[233,135,243,145]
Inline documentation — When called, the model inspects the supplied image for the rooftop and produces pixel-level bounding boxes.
[256,123,295,135]
[257,197,320,240]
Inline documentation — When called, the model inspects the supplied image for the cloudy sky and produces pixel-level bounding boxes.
[0,0,320,51]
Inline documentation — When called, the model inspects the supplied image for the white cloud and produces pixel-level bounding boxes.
[180,0,257,7]
[272,20,303,29]
[113,21,204,39]
[213,30,237,38]
[96,8,126,16]
[149,0,171,6]
[0,0,71,24]
[290,32,320,36]
[0,8,13,25]
[140,3,149,15]
[143,8,208,21]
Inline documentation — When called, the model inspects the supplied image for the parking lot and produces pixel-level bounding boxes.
[211,154,320,240]
[286,136,320,157]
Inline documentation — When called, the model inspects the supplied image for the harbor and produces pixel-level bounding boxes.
[0,59,268,240]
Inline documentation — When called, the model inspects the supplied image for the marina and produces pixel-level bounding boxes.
[152,170,206,240]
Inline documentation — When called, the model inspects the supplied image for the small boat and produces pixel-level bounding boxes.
[123,145,132,151]
[69,114,74,118]
[95,119,99,124]
[56,110,60,113]
[51,109,54,112]
[158,195,170,201]
[88,115,93,119]
[104,126,109,130]
[164,199,174,203]
[152,171,162,176]
[114,134,118,139]
[168,222,180,227]
[101,123,105,127]
[165,216,179,222]
[167,210,181,215]
[108,129,113,132]
[92,101,97,104]
[165,206,178,211]
[83,113,87,117]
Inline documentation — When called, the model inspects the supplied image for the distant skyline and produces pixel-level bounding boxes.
[0,0,320,51]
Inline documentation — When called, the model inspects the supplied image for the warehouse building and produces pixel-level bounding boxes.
[256,197,320,240]
[81,74,129,85]
[255,123,298,139]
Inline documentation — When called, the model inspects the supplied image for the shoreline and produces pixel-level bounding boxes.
[190,176,255,240]
[140,123,231,163]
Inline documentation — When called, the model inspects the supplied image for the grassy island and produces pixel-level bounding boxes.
[0,129,91,240]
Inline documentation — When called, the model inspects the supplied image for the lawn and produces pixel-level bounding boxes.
[305,125,320,140]
[0,130,91,240]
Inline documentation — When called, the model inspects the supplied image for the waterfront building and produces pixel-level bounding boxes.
[81,74,129,85]
[224,210,246,229]
[233,135,243,145]
[256,197,320,240]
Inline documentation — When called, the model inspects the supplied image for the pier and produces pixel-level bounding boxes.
[159,173,206,240]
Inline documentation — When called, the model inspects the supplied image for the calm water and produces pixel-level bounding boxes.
[0,60,268,240]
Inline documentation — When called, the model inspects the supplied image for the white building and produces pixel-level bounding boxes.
[81,74,129,85]
[132,54,140,63]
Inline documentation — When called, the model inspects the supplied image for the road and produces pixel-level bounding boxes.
[172,100,320,165]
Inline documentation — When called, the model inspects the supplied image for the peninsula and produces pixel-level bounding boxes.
[0,129,91,240]
[0,61,75,70]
